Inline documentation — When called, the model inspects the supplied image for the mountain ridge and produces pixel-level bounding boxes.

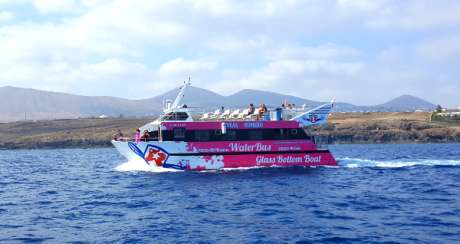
[0,85,437,122]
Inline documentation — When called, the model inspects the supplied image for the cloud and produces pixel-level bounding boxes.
[155,58,218,92]
[32,0,81,14]
[158,58,217,76]
[271,44,360,60]
[206,57,364,102]
[366,2,460,30]
[416,35,460,61]
[0,11,13,22]
[0,0,459,107]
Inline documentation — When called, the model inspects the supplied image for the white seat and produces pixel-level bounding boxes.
[220,109,231,118]
[238,109,249,119]
[210,109,221,119]
[200,112,210,120]
[229,109,240,119]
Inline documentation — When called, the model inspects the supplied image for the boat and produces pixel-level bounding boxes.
[112,81,337,171]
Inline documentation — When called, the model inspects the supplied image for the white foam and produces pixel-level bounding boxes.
[338,157,460,168]
[115,159,180,173]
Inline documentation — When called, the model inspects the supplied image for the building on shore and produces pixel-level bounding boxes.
[437,109,460,117]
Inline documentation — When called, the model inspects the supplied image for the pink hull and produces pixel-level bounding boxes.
[186,151,337,171]
[117,140,337,171]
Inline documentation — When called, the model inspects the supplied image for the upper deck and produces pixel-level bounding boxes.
[161,120,301,131]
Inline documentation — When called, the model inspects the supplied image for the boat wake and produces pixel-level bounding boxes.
[338,157,460,168]
[114,157,460,173]
[115,159,179,173]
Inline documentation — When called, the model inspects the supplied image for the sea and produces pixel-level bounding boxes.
[1,143,459,243]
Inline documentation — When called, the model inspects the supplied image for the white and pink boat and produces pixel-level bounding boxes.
[112,82,336,171]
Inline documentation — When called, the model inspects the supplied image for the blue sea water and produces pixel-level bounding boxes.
[1,144,460,243]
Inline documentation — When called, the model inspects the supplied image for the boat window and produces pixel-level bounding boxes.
[221,130,236,140]
[148,130,159,140]
[179,128,310,142]
[248,130,263,140]
[194,130,210,141]
[162,112,189,121]
[173,128,186,139]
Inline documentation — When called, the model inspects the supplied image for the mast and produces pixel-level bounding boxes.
[169,77,191,111]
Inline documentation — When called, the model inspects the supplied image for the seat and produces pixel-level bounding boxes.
[220,109,231,119]
[210,109,221,119]
[200,112,210,120]
[229,109,240,119]
[237,109,249,119]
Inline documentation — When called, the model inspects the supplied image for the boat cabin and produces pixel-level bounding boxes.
[144,120,311,142]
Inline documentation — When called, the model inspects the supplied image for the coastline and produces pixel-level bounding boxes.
[0,112,459,150]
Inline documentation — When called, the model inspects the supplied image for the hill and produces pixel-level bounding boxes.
[0,85,437,122]
[379,95,436,111]
[0,86,157,122]
[1,112,459,149]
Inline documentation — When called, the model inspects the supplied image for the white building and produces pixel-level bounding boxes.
[437,109,460,117]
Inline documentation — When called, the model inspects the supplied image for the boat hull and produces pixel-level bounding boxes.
[112,140,337,171]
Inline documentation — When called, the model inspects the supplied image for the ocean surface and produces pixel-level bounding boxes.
[1,144,459,243]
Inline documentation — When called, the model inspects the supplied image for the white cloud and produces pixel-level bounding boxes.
[155,58,218,92]
[0,0,459,106]
[337,0,387,13]
[207,36,268,53]
[206,57,364,101]
[32,0,81,14]
[0,11,13,22]
[271,44,360,60]
[416,35,460,61]
[158,58,217,77]
[368,2,460,29]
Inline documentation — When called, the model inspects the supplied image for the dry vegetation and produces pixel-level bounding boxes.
[0,118,153,149]
[311,112,460,144]
[0,112,459,149]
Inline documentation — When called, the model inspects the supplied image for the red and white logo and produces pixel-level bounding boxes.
[144,146,168,166]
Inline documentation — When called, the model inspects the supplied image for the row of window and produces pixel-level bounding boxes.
[148,128,310,141]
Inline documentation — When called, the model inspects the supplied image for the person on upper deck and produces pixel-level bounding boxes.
[113,129,123,140]
[257,103,267,120]
[248,103,255,115]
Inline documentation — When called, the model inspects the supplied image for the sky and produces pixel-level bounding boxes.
[0,0,459,107]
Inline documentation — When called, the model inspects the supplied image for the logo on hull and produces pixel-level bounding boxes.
[128,142,169,166]
[144,146,168,166]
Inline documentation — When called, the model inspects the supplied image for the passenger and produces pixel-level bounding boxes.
[257,103,267,120]
[135,128,141,143]
[281,103,285,109]
[248,103,255,115]
[141,130,150,141]
[262,104,268,114]
[113,129,123,141]
[220,106,225,113]
[182,104,188,108]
